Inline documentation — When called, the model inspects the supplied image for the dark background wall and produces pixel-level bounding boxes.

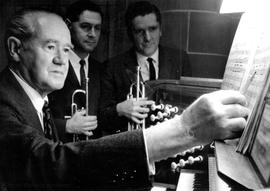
[0,0,242,78]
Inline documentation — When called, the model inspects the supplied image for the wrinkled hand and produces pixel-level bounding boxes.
[66,110,97,136]
[181,90,250,145]
[116,98,155,123]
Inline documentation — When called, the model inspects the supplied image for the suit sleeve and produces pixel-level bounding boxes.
[99,60,129,134]
[0,106,151,189]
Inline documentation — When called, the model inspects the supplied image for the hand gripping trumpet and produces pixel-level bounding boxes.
[127,66,146,131]
[70,77,92,142]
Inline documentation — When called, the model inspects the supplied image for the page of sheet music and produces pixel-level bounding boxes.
[237,18,270,153]
[242,40,270,111]
[221,12,260,92]
[220,10,270,153]
[251,103,270,185]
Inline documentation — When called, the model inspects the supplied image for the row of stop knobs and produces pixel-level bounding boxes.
[150,104,178,122]
[171,145,204,173]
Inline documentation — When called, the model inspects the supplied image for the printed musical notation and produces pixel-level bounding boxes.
[251,103,270,184]
[221,10,270,154]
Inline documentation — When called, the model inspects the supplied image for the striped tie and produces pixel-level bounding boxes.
[79,59,86,90]
[42,101,54,140]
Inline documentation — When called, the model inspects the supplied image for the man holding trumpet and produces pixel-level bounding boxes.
[99,1,191,135]
[49,0,104,141]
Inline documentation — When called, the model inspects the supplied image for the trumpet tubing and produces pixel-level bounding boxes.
[126,66,179,130]
[71,77,91,142]
[127,66,146,131]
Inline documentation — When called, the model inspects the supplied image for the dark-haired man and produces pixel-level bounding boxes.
[100,1,192,134]
[49,0,103,141]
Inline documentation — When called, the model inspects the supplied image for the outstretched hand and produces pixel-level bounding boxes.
[180,90,250,145]
[145,90,250,162]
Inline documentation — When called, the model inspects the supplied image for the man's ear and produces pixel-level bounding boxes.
[7,36,22,62]
[65,18,72,29]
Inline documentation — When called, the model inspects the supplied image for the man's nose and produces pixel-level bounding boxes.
[88,27,96,37]
[53,50,67,65]
[144,30,151,41]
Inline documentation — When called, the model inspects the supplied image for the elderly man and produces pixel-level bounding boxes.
[0,7,248,191]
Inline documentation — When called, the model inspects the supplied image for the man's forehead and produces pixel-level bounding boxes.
[78,10,102,24]
[132,13,159,28]
[30,14,71,46]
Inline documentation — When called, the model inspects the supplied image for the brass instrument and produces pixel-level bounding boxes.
[127,66,146,131]
[69,77,92,142]
[126,68,179,131]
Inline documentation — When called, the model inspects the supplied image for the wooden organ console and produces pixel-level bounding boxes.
[146,78,270,191]
[148,7,270,190]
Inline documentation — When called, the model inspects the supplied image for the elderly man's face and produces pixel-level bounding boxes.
[131,13,161,57]
[19,13,72,96]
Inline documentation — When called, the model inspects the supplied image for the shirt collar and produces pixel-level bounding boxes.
[136,48,159,64]
[10,69,47,114]
[69,49,89,68]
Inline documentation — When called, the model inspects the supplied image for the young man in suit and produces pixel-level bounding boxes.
[0,7,249,191]
[49,0,103,142]
[100,1,192,134]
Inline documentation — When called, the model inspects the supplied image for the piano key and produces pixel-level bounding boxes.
[151,186,168,191]
[208,156,230,191]
[176,170,195,191]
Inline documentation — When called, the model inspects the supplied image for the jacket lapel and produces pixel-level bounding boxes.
[158,46,172,79]
[124,49,141,84]
[66,61,80,88]
[5,69,44,133]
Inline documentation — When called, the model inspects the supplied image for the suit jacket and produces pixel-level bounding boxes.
[99,46,191,134]
[48,57,103,141]
[0,67,151,191]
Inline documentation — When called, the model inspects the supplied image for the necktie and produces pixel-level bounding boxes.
[79,59,86,90]
[147,57,156,81]
[42,101,54,140]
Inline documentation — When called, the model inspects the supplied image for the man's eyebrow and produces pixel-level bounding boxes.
[80,22,101,26]
[45,39,74,49]
[67,43,74,49]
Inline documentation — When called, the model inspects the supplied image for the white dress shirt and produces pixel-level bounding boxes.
[10,69,47,130]
[69,50,89,85]
[136,49,159,81]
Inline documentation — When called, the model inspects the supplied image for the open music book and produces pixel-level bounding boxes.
[216,3,270,189]
[221,9,270,154]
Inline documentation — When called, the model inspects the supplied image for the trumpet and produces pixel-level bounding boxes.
[69,77,92,142]
[127,66,146,131]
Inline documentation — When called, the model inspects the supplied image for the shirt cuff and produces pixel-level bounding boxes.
[142,128,156,176]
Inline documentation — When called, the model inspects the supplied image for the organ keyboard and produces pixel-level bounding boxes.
[176,156,231,191]
[153,143,254,191]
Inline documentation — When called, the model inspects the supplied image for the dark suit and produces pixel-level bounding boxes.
[48,57,103,141]
[0,67,151,191]
[99,46,191,134]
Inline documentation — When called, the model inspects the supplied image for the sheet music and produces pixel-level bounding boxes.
[236,23,270,153]
[221,12,260,92]
[251,102,270,184]
[220,10,270,153]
